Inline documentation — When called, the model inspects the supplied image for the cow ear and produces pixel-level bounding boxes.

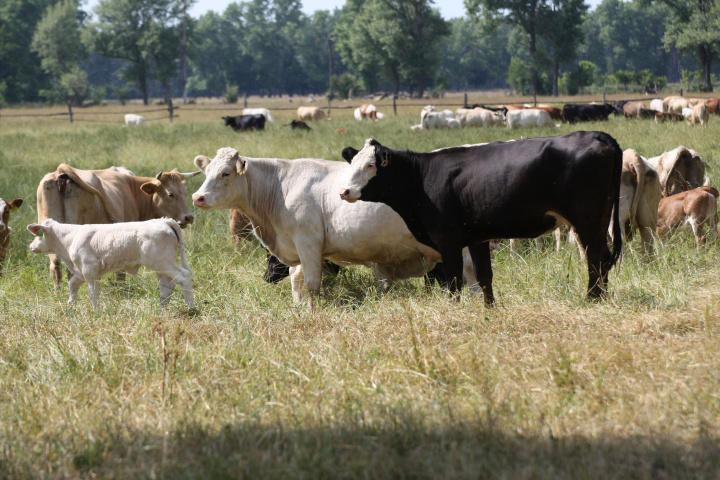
[27,224,44,236]
[194,155,212,172]
[341,147,359,163]
[380,151,391,168]
[8,198,23,212]
[236,158,247,175]
[140,180,161,195]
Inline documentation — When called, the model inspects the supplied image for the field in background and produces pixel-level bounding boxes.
[1,95,720,478]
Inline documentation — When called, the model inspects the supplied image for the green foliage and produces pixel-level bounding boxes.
[31,0,86,77]
[560,61,596,95]
[506,58,531,94]
[225,84,239,104]
[39,67,88,106]
[610,70,634,90]
[114,86,131,105]
[330,73,359,100]
[92,86,107,105]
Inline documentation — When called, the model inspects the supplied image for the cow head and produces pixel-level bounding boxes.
[27,219,55,254]
[140,171,200,228]
[192,147,248,210]
[339,138,392,203]
[0,198,22,233]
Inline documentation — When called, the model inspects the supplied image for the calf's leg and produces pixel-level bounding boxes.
[68,275,84,304]
[157,273,176,307]
[467,242,494,306]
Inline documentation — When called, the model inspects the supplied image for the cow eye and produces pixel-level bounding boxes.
[222,171,230,177]
[368,163,375,170]
[168,192,175,198]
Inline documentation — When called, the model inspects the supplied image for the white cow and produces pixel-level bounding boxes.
[506,109,555,129]
[419,105,448,129]
[446,118,461,129]
[682,107,694,120]
[464,108,504,128]
[650,99,667,112]
[192,148,446,304]
[242,108,274,122]
[617,149,662,254]
[124,114,145,126]
[27,218,194,309]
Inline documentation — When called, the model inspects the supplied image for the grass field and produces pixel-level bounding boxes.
[1,94,720,478]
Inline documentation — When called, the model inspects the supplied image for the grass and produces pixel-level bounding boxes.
[1,94,720,478]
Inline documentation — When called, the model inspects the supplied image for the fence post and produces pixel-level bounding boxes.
[244,93,248,109]
[602,92,606,105]
[464,92,468,107]
[67,102,73,123]
[393,94,397,116]
[327,95,332,118]
[533,92,537,106]
[680,88,683,97]
[168,100,174,122]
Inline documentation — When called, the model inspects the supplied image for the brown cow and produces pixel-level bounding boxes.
[0,197,23,277]
[37,164,200,285]
[229,209,254,245]
[646,146,705,197]
[706,98,720,115]
[658,186,719,249]
[623,101,647,119]
[654,111,684,124]
[617,150,662,254]
[688,102,710,127]
[531,106,563,120]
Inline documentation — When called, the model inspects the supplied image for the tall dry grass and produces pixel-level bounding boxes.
[1,96,719,478]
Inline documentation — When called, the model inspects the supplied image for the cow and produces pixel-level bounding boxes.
[617,149,662,254]
[664,96,689,114]
[464,104,509,117]
[647,146,705,197]
[706,98,720,115]
[562,103,615,123]
[297,106,326,121]
[654,111,684,124]
[222,114,266,132]
[0,197,23,278]
[682,107,694,120]
[657,186,719,250]
[446,118,461,129]
[191,148,445,306]
[230,209,254,245]
[339,133,623,305]
[613,100,629,115]
[354,104,378,121]
[688,102,710,127]
[420,107,448,129]
[462,108,504,128]
[124,114,145,126]
[506,109,555,129]
[242,108,274,122]
[28,218,194,309]
[623,102,647,119]
[287,120,311,130]
[531,106,563,120]
[650,99,667,112]
[37,164,200,286]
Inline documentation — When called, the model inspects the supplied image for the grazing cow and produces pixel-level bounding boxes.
[0,197,23,277]
[647,146,705,197]
[613,100,628,115]
[297,106,326,121]
[463,108,504,128]
[682,107,694,120]
[28,218,194,309]
[655,111,684,124]
[664,96,689,114]
[531,106,563,120]
[657,186,719,249]
[222,114,266,132]
[650,99,667,112]
[288,119,311,130]
[124,114,145,126]
[688,102,710,127]
[446,118,461,129]
[617,149,662,254]
[192,148,445,305]
[464,104,509,117]
[242,108,274,122]
[354,104,378,121]
[339,133,623,305]
[37,164,200,286]
[420,106,448,129]
[562,103,615,123]
[706,98,720,115]
[623,102,647,119]
[506,109,554,129]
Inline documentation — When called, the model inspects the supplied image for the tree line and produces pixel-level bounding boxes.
[1,0,719,108]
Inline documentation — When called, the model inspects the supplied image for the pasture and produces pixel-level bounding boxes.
[1,95,720,478]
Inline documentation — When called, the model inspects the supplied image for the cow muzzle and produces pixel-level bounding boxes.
[339,189,358,203]
[178,214,195,228]
[192,194,211,210]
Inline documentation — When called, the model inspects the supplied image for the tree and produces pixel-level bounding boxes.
[84,0,179,105]
[542,0,588,96]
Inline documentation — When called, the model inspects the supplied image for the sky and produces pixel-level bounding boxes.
[85,0,604,20]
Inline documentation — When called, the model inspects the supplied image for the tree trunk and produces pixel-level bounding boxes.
[181,0,188,104]
[699,44,713,92]
[163,83,171,106]
[553,62,559,97]
[529,30,538,96]
[417,77,426,99]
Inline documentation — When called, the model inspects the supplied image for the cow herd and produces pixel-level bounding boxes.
[2,99,718,310]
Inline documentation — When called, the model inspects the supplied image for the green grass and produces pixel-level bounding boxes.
[1,97,720,478]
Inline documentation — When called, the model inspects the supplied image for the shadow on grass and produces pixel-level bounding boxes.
[5,419,719,479]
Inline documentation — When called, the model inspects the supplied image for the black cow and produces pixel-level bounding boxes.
[339,132,623,305]
[612,100,628,115]
[465,103,509,116]
[562,103,616,123]
[287,119,311,130]
[222,114,266,132]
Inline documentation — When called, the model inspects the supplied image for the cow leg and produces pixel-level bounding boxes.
[157,273,176,308]
[50,254,63,287]
[173,269,195,308]
[576,230,612,299]
[467,242,494,306]
[86,279,101,309]
[296,247,323,305]
[689,217,706,249]
[638,226,655,255]
[68,275,84,304]
[289,265,307,303]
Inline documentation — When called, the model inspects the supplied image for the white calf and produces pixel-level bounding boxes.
[28,218,194,309]
[124,114,146,126]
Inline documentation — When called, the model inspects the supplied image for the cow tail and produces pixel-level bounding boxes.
[609,139,623,270]
[169,219,193,277]
[55,164,121,223]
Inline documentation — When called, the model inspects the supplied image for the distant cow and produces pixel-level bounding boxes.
[339,133,623,305]
[617,149,662,254]
[37,164,200,286]
[562,103,615,123]
[0,197,23,277]
[688,102,710,127]
[655,111,684,124]
[242,108,274,122]
[650,99,667,112]
[613,100,628,115]
[647,146,705,197]
[462,108,504,128]
[288,120,311,130]
[354,104,378,121]
[124,114,146,126]
[623,102,647,119]
[706,98,720,115]
[658,186,719,250]
[222,114,266,132]
[507,109,555,129]
[28,218,194,309]
[297,106,326,121]
[420,106,448,129]
[531,106,563,120]
[664,96,689,114]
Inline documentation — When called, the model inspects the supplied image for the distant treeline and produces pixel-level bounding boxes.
[1,0,714,106]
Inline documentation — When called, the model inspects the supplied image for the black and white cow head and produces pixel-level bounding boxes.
[0,198,22,233]
[339,138,394,203]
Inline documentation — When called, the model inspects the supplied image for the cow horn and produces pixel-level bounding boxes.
[155,172,164,180]
[178,171,202,179]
